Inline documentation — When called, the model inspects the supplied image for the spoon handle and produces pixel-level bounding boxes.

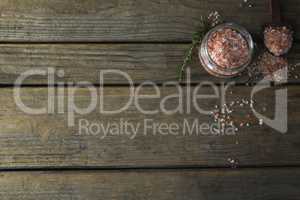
[269,0,282,24]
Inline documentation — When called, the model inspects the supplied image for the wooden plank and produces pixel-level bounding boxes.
[0,85,298,168]
[0,0,298,42]
[0,168,299,199]
[0,43,299,84]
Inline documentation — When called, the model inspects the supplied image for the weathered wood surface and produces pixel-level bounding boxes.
[0,43,299,85]
[0,0,298,198]
[0,85,298,169]
[0,169,299,199]
[0,0,298,42]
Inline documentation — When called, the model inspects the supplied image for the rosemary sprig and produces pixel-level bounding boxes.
[178,12,222,81]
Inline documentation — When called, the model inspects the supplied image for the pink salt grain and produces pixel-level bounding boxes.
[207,28,250,69]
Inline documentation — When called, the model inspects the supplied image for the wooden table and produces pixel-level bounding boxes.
[0,0,299,199]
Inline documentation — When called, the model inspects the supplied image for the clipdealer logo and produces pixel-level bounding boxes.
[13,67,288,138]
[251,67,288,134]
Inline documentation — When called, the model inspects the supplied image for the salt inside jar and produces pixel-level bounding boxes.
[199,23,254,78]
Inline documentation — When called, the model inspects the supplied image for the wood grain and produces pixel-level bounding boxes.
[0,43,299,85]
[0,85,299,169]
[0,0,298,42]
[0,169,299,199]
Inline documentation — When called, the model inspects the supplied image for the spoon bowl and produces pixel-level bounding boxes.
[264,0,293,56]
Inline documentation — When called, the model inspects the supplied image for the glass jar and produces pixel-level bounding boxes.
[199,23,254,78]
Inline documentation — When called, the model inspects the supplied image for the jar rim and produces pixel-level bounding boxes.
[199,22,254,78]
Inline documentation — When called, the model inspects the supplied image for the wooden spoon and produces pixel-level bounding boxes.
[264,0,293,56]
[269,0,282,25]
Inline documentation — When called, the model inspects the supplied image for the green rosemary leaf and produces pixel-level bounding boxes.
[177,12,222,81]
[177,21,208,81]
[178,42,197,81]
